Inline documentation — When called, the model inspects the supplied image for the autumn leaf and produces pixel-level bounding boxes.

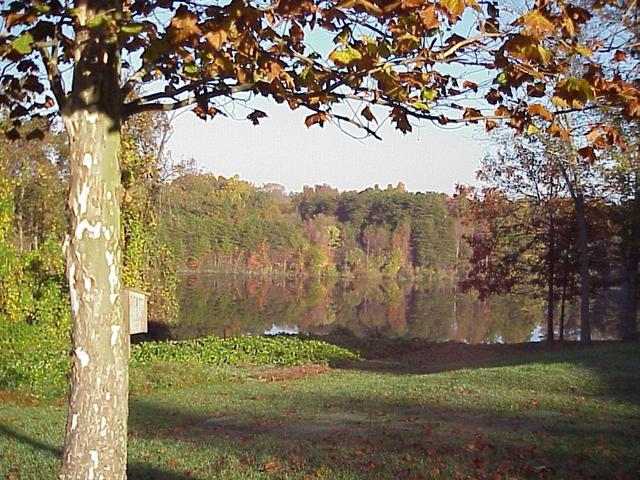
[168,6,202,44]
[361,106,377,123]
[578,146,597,163]
[247,110,268,125]
[305,112,328,128]
[463,107,482,122]
[527,104,554,121]
[419,5,440,30]
[4,10,38,29]
[547,122,570,139]
[10,32,35,55]
[463,80,478,92]
[390,107,412,133]
[517,10,555,36]
[485,119,498,132]
[613,50,626,62]
[205,30,228,51]
[440,0,477,19]
[503,34,552,64]
[486,89,503,105]
[555,78,595,108]
[623,99,640,119]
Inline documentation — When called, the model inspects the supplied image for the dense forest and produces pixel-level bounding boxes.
[160,177,460,278]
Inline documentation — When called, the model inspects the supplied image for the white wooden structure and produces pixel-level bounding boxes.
[124,288,148,335]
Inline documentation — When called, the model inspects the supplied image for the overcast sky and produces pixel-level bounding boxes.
[166,100,491,194]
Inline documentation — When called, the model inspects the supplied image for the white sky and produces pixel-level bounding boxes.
[167,102,491,194]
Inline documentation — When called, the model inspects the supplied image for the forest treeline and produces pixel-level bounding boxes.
[160,177,461,278]
[0,110,638,350]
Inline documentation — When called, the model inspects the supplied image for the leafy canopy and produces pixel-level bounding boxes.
[0,0,638,148]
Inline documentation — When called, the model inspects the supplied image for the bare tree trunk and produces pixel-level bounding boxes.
[622,248,638,340]
[622,176,639,341]
[575,192,591,343]
[546,210,556,342]
[59,1,128,479]
[560,278,567,342]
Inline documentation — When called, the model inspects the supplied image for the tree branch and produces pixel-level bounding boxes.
[37,39,67,112]
[124,83,256,117]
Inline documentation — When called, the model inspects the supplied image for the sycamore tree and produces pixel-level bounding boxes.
[0,0,638,478]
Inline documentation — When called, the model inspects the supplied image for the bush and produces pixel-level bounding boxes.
[131,335,359,367]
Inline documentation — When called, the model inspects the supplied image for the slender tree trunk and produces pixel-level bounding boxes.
[546,210,556,342]
[575,192,591,343]
[622,178,639,341]
[560,278,567,342]
[622,250,638,340]
[60,2,128,479]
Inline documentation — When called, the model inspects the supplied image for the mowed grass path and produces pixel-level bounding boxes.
[1,341,639,479]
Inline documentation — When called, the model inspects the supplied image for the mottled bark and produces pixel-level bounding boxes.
[61,109,127,480]
[59,1,128,479]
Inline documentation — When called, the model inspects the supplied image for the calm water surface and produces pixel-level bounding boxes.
[162,274,618,344]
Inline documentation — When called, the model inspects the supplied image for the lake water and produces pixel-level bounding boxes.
[156,274,621,344]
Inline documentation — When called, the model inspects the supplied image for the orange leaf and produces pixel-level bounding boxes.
[527,104,554,121]
[419,5,440,30]
[463,107,482,122]
[305,112,328,128]
[485,119,498,132]
[169,6,202,44]
[205,30,227,50]
[547,122,570,139]
[517,10,556,36]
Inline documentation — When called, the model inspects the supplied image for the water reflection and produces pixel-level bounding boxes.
[159,274,605,344]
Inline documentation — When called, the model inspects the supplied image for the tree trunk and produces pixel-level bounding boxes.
[575,192,591,343]
[622,242,638,341]
[621,178,639,341]
[546,209,556,342]
[559,259,568,342]
[60,2,128,479]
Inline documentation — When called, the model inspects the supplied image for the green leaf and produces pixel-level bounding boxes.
[121,23,144,35]
[87,14,106,29]
[329,47,362,66]
[184,64,199,74]
[421,88,438,102]
[412,101,431,111]
[35,3,51,14]
[11,32,34,55]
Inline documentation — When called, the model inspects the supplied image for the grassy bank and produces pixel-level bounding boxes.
[1,341,639,479]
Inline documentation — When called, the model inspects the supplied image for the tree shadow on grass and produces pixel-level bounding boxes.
[321,337,640,405]
[122,386,640,480]
[0,423,202,480]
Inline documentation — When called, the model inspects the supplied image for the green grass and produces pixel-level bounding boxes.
[1,341,639,479]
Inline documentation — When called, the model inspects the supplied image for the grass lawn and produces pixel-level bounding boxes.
[1,340,639,479]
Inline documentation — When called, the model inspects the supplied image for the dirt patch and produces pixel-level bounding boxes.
[0,390,41,406]
[251,364,331,382]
